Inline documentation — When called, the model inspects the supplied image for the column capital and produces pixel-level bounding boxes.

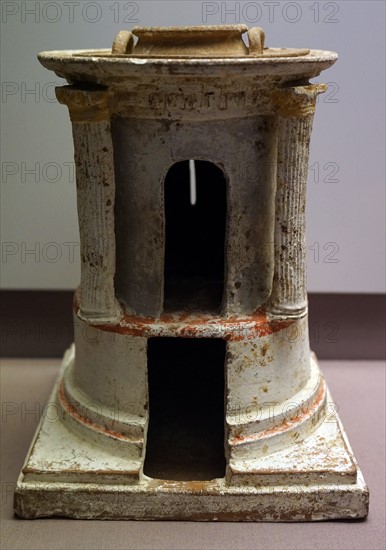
[272,83,326,118]
[55,85,113,122]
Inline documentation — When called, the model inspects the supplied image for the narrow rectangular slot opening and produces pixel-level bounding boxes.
[144,337,226,481]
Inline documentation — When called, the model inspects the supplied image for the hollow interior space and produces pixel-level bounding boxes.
[163,160,227,313]
[144,337,227,481]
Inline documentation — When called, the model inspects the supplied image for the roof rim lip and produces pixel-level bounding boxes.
[38,49,338,65]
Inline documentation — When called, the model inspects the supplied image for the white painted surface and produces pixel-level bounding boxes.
[1,1,385,292]
[14,348,369,520]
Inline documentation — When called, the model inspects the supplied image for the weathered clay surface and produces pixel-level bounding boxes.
[15,348,368,520]
[15,25,368,521]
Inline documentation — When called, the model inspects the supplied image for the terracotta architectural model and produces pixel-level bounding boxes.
[15,25,369,521]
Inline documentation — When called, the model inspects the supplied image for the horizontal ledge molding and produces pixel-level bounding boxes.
[0,291,385,360]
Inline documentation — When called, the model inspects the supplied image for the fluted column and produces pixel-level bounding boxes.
[56,86,119,323]
[268,84,325,316]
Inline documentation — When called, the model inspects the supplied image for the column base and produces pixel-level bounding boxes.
[14,348,369,522]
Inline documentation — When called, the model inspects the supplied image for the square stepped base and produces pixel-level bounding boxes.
[14,353,369,521]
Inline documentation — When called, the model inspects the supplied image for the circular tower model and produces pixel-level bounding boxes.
[15,26,369,521]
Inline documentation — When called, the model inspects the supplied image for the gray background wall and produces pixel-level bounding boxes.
[1,0,385,293]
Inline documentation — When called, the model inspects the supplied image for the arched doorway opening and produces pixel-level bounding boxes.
[163,160,227,313]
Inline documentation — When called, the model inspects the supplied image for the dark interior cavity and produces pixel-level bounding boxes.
[144,337,227,481]
[163,160,227,313]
